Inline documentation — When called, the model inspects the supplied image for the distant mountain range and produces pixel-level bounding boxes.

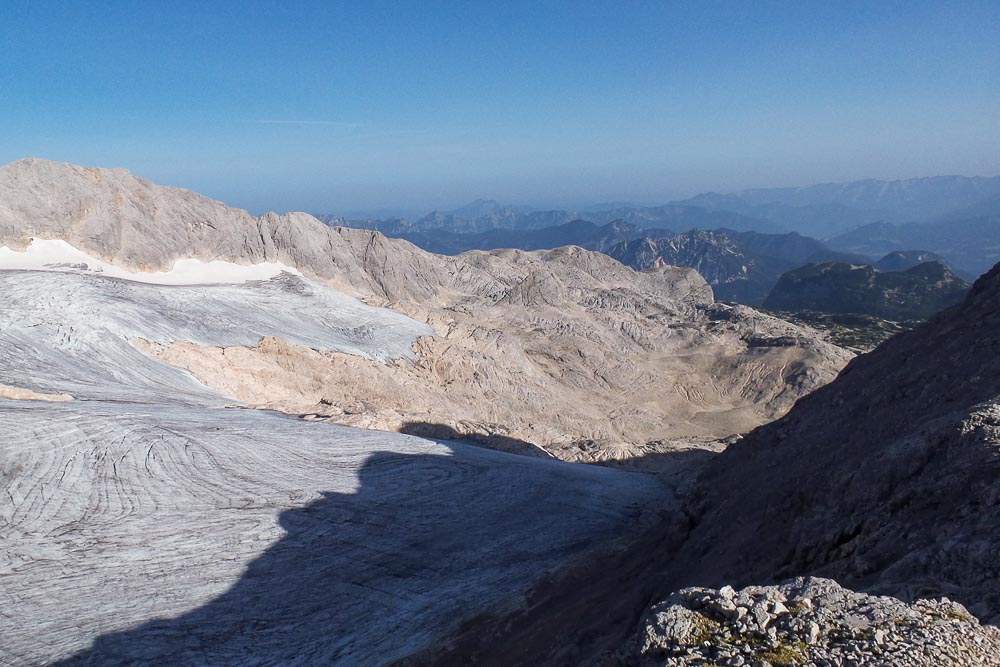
[320,200,777,235]
[320,211,975,315]
[323,174,1000,235]
[827,215,1000,277]
[331,218,864,306]
[678,175,1000,237]
[320,175,1000,281]
[605,229,863,304]
[379,219,655,255]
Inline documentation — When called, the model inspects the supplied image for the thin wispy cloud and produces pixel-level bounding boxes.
[354,128,431,140]
[255,119,362,129]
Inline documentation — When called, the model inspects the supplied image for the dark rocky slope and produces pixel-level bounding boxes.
[668,261,1000,623]
[763,260,970,320]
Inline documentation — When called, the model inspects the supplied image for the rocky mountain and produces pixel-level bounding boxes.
[606,229,859,305]
[0,158,851,464]
[439,258,1000,665]
[336,219,857,306]
[323,212,885,310]
[763,260,971,320]
[828,215,1000,278]
[0,158,859,664]
[873,249,949,273]
[6,158,999,666]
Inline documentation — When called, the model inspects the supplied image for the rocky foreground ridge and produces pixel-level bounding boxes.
[0,159,851,463]
[622,578,1000,667]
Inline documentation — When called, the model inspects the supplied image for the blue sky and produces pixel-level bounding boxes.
[2,1,998,215]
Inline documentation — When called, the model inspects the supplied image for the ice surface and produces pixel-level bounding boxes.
[0,259,667,665]
[0,261,431,404]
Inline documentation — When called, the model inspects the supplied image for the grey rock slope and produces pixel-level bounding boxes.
[0,158,451,303]
[663,260,1000,623]
[407,264,1000,664]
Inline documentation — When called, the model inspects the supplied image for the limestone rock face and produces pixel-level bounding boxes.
[0,159,852,459]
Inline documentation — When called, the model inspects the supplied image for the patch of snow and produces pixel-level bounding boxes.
[0,238,301,285]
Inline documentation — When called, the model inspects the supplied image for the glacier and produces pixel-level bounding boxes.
[0,247,666,665]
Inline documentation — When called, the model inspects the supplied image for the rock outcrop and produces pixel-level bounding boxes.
[622,578,1000,666]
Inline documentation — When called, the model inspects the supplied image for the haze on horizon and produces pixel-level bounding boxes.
[2,1,998,216]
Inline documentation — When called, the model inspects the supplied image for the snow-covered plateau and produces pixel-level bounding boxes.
[0,244,666,665]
